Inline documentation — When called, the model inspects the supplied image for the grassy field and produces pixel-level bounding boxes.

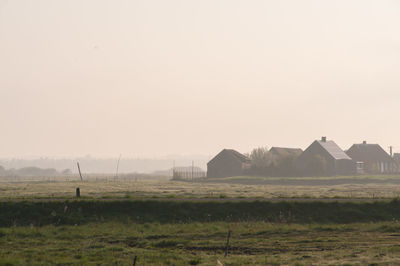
[2,175,400,200]
[2,200,400,265]
[3,221,400,265]
[3,200,400,226]
[2,176,400,265]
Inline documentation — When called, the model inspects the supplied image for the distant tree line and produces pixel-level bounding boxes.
[0,165,72,177]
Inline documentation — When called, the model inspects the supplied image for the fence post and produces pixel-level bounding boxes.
[76,187,80,198]
[77,162,83,181]
[224,230,232,257]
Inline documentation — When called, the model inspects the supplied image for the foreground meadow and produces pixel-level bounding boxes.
[2,177,400,265]
[2,221,400,265]
[1,199,400,265]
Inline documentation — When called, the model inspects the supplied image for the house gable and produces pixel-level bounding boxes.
[207,149,250,178]
[346,143,393,163]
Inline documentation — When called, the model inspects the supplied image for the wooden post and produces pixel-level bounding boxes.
[133,255,137,266]
[191,161,194,181]
[76,187,80,198]
[115,154,121,181]
[77,162,83,181]
[224,230,231,257]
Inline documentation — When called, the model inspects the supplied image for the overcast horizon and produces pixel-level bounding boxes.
[0,153,213,160]
[0,138,395,160]
[1,0,399,158]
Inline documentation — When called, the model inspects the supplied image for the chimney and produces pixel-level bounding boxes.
[321,136,327,142]
[362,141,367,144]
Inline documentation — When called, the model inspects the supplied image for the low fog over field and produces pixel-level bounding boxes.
[0,155,210,174]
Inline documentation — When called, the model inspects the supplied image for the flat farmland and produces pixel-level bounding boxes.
[1,175,400,200]
[2,199,400,265]
[2,176,400,265]
[2,221,400,265]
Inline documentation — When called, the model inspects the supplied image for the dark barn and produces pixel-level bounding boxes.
[346,141,398,174]
[207,149,251,178]
[296,137,356,176]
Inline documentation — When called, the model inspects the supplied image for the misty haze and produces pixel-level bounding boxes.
[1,0,400,265]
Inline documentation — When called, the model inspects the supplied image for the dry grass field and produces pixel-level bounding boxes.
[1,175,400,200]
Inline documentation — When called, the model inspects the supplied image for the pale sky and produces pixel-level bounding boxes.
[0,0,399,158]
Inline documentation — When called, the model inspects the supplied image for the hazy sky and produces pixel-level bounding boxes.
[1,0,399,158]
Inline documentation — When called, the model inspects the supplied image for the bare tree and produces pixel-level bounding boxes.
[249,147,273,168]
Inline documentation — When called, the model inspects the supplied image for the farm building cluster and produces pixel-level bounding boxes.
[207,137,400,178]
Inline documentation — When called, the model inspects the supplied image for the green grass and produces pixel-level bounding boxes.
[2,221,400,265]
[3,177,400,264]
[2,199,400,227]
[2,200,400,264]
[223,175,400,181]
